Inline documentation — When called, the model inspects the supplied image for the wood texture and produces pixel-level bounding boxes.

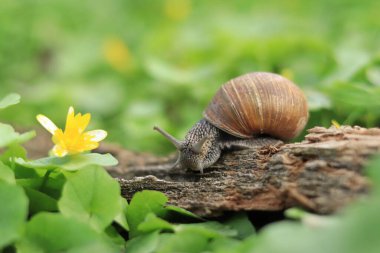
[104,126,380,217]
[105,127,380,216]
[23,123,380,217]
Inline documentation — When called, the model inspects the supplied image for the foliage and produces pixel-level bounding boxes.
[0,0,380,154]
[0,95,122,252]
[1,0,380,251]
[1,94,380,252]
[123,172,380,253]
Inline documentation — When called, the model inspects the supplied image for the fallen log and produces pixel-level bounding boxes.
[102,126,380,217]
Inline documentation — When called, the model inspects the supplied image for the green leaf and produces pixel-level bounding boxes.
[17,176,65,192]
[333,200,380,253]
[0,144,27,166]
[16,171,66,199]
[285,208,339,229]
[138,213,174,233]
[251,195,380,253]
[125,231,160,253]
[15,153,118,171]
[175,222,238,239]
[126,190,168,238]
[251,154,380,253]
[0,93,20,109]
[16,178,44,188]
[23,187,58,214]
[365,155,380,190]
[237,235,258,253]
[15,156,69,170]
[15,156,71,170]
[223,212,255,239]
[366,66,380,86]
[58,166,122,231]
[0,182,28,248]
[16,213,119,253]
[251,221,326,253]
[0,161,16,184]
[13,165,39,180]
[326,82,380,110]
[165,205,202,220]
[206,237,241,253]
[114,197,129,231]
[155,230,209,253]
[305,89,331,111]
[285,207,307,220]
[104,226,127,250]
[0,123,35,148]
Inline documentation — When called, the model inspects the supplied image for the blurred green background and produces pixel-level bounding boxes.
[0,0,380,154]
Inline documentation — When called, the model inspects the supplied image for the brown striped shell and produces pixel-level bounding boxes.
[203,72,309,140]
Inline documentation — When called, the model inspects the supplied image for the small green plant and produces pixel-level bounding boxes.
[0,94,122,252]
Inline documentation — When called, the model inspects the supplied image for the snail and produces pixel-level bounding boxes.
[154,72,309,173]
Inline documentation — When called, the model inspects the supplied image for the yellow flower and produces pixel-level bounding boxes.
[103,37,132,73]
[331,119,341,129]
[164,0,191,21]
[36,106,107,157]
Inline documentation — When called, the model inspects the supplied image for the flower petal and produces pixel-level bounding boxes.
[82,141,99,151]
[77,113,91,133]
[65,107,91,135]
[68,106,74,115]
[36,114,58,135]
[40,106,108,156]
[85,130,107,142]
[52,129,65,146]
[65,106,75,132]
[52,145,68,157]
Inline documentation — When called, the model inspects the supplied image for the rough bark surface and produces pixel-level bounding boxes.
[101,126,380,217]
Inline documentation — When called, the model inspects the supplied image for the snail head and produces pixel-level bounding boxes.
[153,125,216,173]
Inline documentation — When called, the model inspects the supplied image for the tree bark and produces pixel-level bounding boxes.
[102,126,380,217]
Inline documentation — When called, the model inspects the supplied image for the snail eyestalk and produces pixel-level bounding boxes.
[171,155,181,169]
[153,126,183,149]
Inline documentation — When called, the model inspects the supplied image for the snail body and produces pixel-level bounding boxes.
[154,72,309,173]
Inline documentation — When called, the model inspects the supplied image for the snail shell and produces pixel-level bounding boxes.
[203,72,309,140]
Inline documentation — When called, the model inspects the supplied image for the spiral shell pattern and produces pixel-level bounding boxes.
[203,72,309,140]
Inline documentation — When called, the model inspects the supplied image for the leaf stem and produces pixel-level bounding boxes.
[40,169,53,190]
